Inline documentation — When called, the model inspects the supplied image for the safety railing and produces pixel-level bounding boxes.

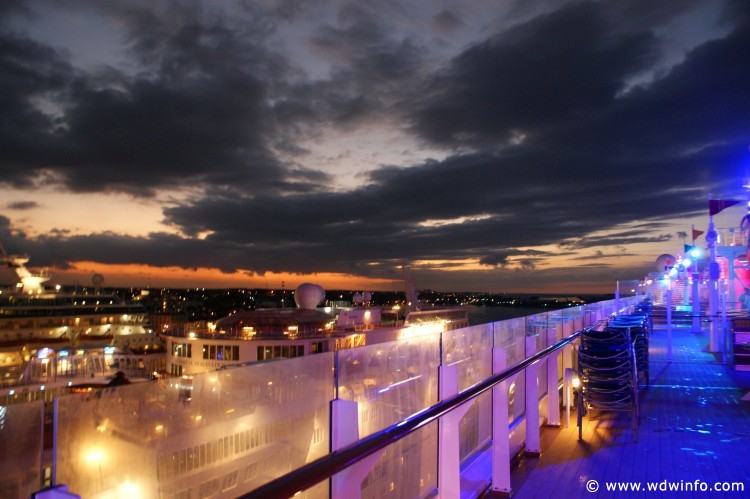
[240,329,584,498]
[7,295,639,499]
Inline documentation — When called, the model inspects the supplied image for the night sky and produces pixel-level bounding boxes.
[1,0,748,293]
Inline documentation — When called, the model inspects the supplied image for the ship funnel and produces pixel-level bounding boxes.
[2,253,50,294]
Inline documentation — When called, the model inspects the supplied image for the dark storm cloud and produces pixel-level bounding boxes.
[0,3,321,197]
[156,146,696,277]
[0,32,74,188]
[562,233,674,250]
[570,249,638,261]
[150,0,749,285]
[410,1,661,145]
[285,4,429,131]
[6,201,39,210]
[479,249,555,268]
[2,0,749,291]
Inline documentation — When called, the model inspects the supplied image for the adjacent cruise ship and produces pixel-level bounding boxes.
[164,282,469,376]
[0,246,163,403]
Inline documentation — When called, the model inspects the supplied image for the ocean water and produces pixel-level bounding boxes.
[466,306,546,326]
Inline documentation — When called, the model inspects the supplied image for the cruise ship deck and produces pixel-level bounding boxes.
[503,323,750,498]
[15,298,750,499]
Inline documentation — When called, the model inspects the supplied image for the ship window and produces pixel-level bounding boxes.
[209,345,216,359]
[198,479,219,499]
[203,346,208,359]
[257,346,264,360]
[156,457,166,480]
[264,346,272,359]
[168,453,176,477]
[298,345,304,356]
[313,427,323,444]
[199,444,206,467]
[234,433,240,454]
[221,470,239,492]
[273,346,281,358]
[224,436,230,458]
[282,346,289,357]
[243,462,258,482]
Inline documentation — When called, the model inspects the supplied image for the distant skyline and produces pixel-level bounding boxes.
[1,0,748,293]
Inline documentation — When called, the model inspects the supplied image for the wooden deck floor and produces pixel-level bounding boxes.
[507,326,750,498]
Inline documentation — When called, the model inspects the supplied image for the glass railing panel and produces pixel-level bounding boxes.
[442,324,493,463]
[493,317,525,366]
[337,334,440,438]
[0,401,43,498]
[457,390,492,463]
[442,324,493,391]
[56,352,334,499]
[584,302,601,326]
[491,317,526,425]
[525,313,548,400]
[526,311,552,335]
[358,421,438,499]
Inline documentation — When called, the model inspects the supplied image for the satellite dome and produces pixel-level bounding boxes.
[294,283,325,309]
[353,293,363,305]
[362,291,372,302]
[655,254,676,271]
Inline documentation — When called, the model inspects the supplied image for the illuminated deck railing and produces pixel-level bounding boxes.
[10,296,641,499]
[240,328,585,498]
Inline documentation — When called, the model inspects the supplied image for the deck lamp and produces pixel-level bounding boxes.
[563,368,580,427]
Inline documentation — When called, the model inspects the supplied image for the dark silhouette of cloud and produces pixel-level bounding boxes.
[0,0,748,291]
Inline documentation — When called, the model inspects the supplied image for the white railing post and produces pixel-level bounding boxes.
[491,347,518,496]
[546,328,561,427]
[331,399,382,499]
[437,364,471,499]
[525,336,541,456]
[691,271,702,333]
[666,288,673,362]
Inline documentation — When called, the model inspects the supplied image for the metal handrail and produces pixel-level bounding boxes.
[239,329,583,499]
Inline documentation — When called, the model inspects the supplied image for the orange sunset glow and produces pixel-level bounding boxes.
[43,261,402,291]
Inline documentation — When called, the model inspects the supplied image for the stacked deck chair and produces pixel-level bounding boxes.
[608,313,650,388]
[577,323,640,442]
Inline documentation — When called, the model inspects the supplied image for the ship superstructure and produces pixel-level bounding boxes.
[0,247,163,400]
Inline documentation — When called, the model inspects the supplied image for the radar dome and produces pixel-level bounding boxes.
[92,273,105,287]
[294,283,325,309]
[353,293,363,305]
[362,291,372,302]
[655,254,676,271]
